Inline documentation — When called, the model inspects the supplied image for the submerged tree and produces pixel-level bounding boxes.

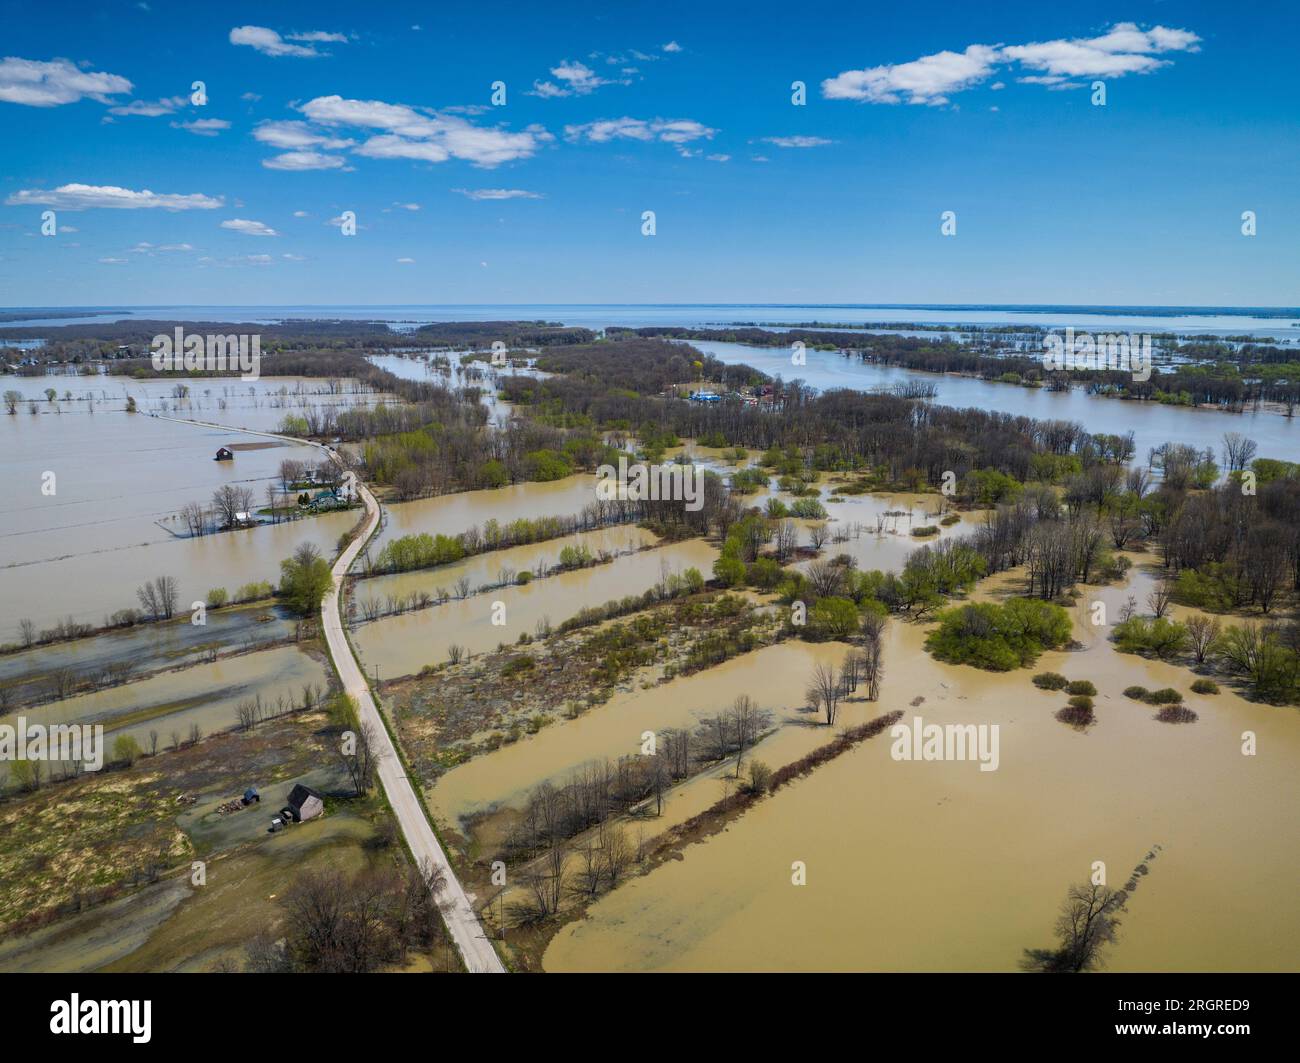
[1020,881,1124,973]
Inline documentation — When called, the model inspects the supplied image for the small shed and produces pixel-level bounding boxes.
[242,787,260,805]
[285,784,324,823]
[215,447,234,461]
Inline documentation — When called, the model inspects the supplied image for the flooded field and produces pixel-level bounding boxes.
[431,640,852,833]
[544,573,1300,972]
[0,644,332,755]
[373,474,602,553]
[354,539,718,679]
[0,380,368,641]
[0,601,299,707]
[356,525,658,604]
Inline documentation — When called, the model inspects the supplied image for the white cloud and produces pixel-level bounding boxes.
[5,183,222,210]
[396,257,415,264]
[131,241,193,253]
[299,94,547,167]
[823,23,1200,105]
[220,217,278,236]
[394,202,421,210]
[706,153,731,162]
[292,210,310,217]
[173,118,231,136]
[1002,22,1200,79]
[564,116,716,145]
[662,41,682,53]
[286,31,348,44]
[453,188,543,201]
[108,95,186,117]
[0,57,131,107]
[98,257,127,264]
[254,119,352,150]
[262,150,347,171]
[282,252,306,260]
[823,44,1000,105]
[762,135,833,148]
[229,26,326,58]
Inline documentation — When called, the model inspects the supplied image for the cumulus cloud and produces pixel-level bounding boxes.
[172,118,231,136]
[5,183,222,210]
[762,135,833,148]
[662,41,682,53]
[229,26,340,57]
[822,44,1000,105]
[0,57,131,107]
[528,58,638,98]
[822,23,1200,104]
[298,94,547,167]
[453,188,544,200]
[254,119,352,150]
[220,217,278,236]
[261,150,346,170]
[564,116,716,145]
[1002,22,1200,79]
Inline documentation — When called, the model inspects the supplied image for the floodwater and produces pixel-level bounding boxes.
[355,525,658,604]
[692,339,1299,463]
[0,601,299,708]
[544,573,1300,972]
[0,644,331,755]
[0,393,357,641]
[373,474,603,554]
[353,539,719,679]
[431,640,852,832]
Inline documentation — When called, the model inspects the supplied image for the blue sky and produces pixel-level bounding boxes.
[0,0,1296,307]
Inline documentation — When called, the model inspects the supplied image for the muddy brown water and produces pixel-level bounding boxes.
[542,577,1300,972]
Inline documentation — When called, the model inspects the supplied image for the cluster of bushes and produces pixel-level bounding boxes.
[1123,685,1184,705]
[926,599,1072,671]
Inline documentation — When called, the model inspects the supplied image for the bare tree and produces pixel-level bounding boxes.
[1185,614,1222,665]
[1020,881,1125,973]
[180,501,207,537]
[807,662,842,725]
[339,718,381,796]
[1221,432,1257,474]
[212,484,254,529]
[1146,579,1173,619]
[809,523,830,551]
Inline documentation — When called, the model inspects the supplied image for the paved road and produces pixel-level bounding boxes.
[160,414,506,973]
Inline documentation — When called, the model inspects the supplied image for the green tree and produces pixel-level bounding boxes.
[279,543,334,616]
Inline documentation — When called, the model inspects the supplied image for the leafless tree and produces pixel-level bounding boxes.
[339,718,381,796]
[809,523,830,551]
[1221,432,1257,473]
[1020,881,1125,973]
[1146,579,1173,619]
[1185,614,1222,665]
[136,575,178,621]
[807,662,842,725]
[180,501,207,537]
[211,484,254,529]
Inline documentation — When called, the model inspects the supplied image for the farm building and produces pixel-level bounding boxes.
[284,784,324,823]
[214,447,233,461]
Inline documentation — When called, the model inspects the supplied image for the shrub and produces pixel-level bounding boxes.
[1055,703,1095,728]
[745,760,773,794]
[1033,672,1068,691]
[500,655,535,678]
[789,497,828,519]
[807,597,859,640]
[113,734,142,766]
[206,587,229,609]
[1156,705,1198,724]
[1123,685,1149,700]
[1067,694,1094,711]
[1144,687,1183,705]
[1065,680,1097,697]
[911,525,940,537]
[940,513,961,526]
[1190,678,1219,695]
